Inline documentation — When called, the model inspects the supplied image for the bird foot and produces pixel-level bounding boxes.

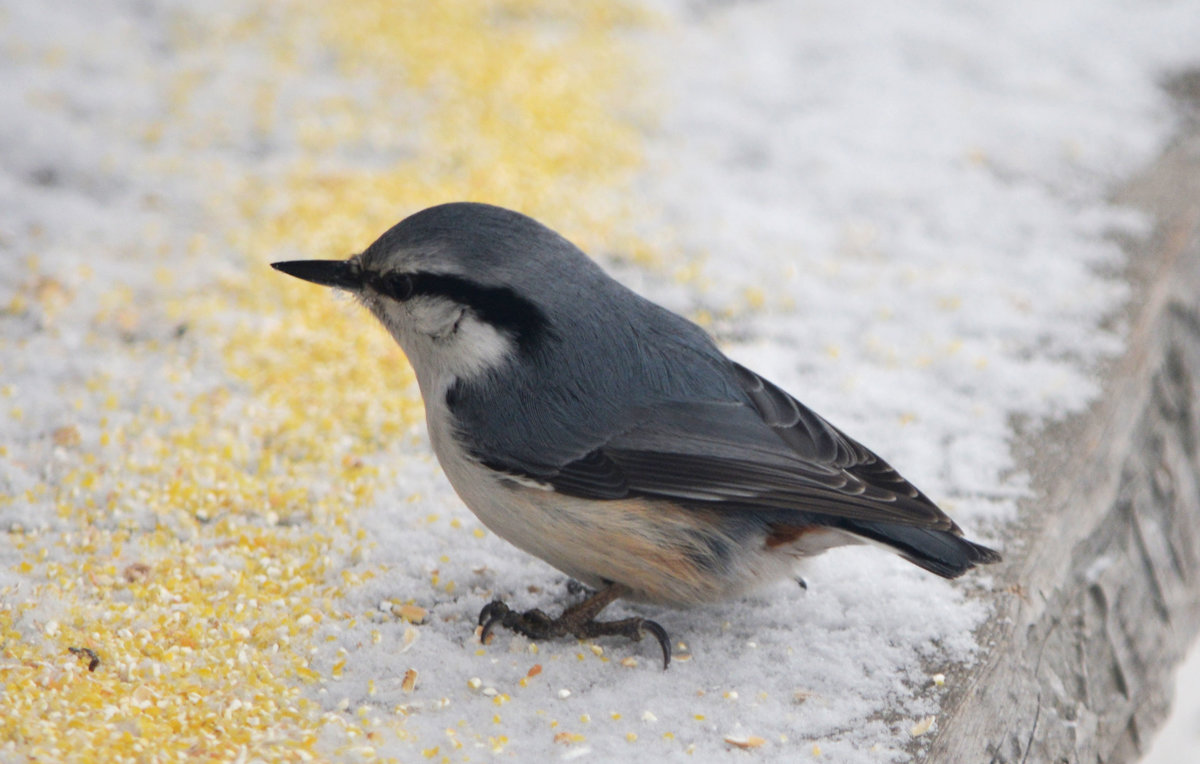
[477,584,672,669]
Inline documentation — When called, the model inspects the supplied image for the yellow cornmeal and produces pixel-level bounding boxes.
[1,1,646,760]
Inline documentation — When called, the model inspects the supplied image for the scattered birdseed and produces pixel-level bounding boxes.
[724,735,767,749]
[554,732,586,744]
[0,9,669,764]
[558,689,571,699]
[52,425,82,447]
[932,673,946,686]
[393,604,428,624]
[641,711,657,723]
[401,669,418,694]
[910,715,936,737]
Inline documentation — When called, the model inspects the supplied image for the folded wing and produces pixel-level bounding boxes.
[473,361,1000,576]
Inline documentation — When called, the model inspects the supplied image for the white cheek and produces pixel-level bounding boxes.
[386,295,458,337]
[448,313,513,378]
[370,296,514,393]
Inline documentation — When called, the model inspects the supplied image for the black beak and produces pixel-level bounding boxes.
[271,260,363,290]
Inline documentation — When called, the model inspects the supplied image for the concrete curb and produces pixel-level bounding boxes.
[927,77,1200,762]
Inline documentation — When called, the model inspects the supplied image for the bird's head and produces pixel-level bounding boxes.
[271,203,590,396]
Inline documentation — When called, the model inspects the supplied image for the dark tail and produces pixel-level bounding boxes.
[839,520,1002,579]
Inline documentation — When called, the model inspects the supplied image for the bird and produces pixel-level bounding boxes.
[272,202,1001,669]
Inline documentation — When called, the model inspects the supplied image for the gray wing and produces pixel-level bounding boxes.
[480,361,957,531]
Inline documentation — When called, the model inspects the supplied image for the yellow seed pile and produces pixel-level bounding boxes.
[2,0,647,760]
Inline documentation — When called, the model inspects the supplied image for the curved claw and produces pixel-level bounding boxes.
[638,619,672,670]
[477,600,510,644]
[478,600,509,627]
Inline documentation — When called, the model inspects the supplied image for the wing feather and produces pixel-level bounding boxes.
[480,361,957,531]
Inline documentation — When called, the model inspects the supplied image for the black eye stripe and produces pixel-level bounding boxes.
[373,270,552,353]
[391,273,413,300]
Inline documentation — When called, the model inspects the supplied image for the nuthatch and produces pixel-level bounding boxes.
[273,202,1000,668]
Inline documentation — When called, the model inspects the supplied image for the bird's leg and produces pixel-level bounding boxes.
[477,582,672,669]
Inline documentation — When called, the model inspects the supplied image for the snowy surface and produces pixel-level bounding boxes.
[2,0,1199,761]
[1144,640,1200,764]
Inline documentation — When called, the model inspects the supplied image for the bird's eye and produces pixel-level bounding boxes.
[383,273,414,300]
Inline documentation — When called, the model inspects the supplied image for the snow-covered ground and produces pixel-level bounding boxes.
[2,0,1198,761]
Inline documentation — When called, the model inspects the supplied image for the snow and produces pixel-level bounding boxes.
[2,0,1198,761]
[1144,639,1200,764]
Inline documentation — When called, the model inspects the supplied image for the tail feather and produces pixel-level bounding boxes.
[839,520,1001,579]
